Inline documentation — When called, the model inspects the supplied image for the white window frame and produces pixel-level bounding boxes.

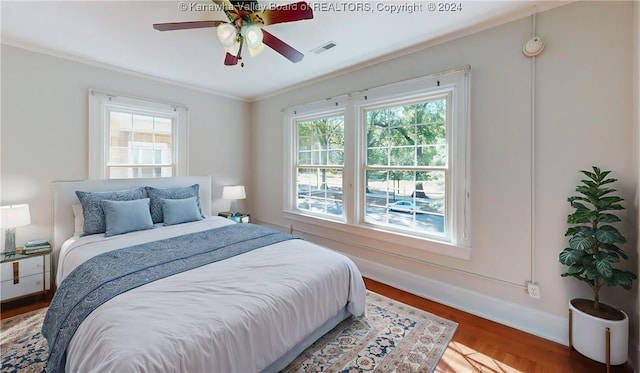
[88,89,188,179]
[357,92,452,239]
[284,67,471,258]
[290,107,346,221]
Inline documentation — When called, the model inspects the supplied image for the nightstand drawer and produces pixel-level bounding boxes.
[1,272,51,301]
[0,255,50,282]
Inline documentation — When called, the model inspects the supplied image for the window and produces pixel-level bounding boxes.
[295,112,345,217]
[363,95,448,237]
[88,90,188,179]
[284,67,470,251]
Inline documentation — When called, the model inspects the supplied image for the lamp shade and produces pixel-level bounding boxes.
[222,186,246,200]
[245,25,263,47]
[245,25,264,56]
[217,23,237,48]
[0,204,31,228]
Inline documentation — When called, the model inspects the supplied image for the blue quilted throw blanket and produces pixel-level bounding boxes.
[42,223,296,373]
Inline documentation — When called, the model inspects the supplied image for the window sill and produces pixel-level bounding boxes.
[283,210,471,260]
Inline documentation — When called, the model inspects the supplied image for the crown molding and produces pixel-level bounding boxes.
[1,39,249,102]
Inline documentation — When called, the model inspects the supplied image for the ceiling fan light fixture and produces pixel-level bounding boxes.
[245,25,263,46]
[245,25,264,56]
[217,23,237,48]
[248,43,264,57]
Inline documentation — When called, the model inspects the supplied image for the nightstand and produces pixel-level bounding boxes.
[1,250,51,302]
[218,212,251,223]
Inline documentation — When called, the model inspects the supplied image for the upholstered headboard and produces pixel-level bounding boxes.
[51,176,212,270]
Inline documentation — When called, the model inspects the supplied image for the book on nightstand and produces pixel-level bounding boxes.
[19,246,51,255]
[24,239,50,248]
[20,240,51,254]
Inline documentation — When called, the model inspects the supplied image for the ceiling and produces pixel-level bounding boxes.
[1,1,563,101]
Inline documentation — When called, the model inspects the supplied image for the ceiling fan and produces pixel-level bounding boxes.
[153,0,314,67]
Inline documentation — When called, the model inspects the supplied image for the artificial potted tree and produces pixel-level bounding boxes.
[559,166,637,366]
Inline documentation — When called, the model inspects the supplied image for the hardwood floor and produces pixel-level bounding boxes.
[1,278,632,372]
[1,294,51,319]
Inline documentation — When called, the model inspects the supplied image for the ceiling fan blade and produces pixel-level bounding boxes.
[253,1,313,25]
[262,29,304,63]
[224,52,239,66]
[153,20,226,31]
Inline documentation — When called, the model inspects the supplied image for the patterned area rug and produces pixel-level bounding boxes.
[1,308,47,373]
[1,291,457,373]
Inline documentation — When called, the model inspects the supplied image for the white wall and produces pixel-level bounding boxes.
[251,1,638,348]
[1,45,251,248]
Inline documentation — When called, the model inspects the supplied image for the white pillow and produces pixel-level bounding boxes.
[72,204,84,237]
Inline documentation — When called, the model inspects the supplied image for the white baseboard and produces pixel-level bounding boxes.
[350,255,568,346]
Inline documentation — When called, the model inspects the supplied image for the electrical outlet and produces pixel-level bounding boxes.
[527,282,541,299]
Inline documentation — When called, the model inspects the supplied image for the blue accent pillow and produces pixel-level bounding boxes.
[75,187,145,236]
[101,198,154,237]
[145,184,203,223]
[161,197,204,226]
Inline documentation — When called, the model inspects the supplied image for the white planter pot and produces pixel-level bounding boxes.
[569,299,629,365]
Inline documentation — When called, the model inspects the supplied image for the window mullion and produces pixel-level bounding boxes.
[343,104,356,225]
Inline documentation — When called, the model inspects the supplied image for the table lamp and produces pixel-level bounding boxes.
[222,186,246,216]
[1,204,31,254]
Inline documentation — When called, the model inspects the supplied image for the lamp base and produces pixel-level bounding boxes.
[230,200,239,216]
[4,227,17,254]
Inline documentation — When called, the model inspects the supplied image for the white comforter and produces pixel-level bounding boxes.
[56,217,366,373]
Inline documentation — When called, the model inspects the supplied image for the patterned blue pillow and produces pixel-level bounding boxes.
[145,184,203,223]
[161,197,203,226]
[102,198,154,237]
[75,187,145,236]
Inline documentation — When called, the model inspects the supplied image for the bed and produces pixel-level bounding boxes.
[44,176,366,373]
